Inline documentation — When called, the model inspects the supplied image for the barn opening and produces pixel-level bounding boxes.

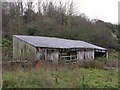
[36,47,45,60]
[94,49,107,58]
[59,49,77,63]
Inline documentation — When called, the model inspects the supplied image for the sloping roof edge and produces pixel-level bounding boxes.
[13,35,107,50]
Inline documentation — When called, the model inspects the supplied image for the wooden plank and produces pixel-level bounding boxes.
[77,50,84,60]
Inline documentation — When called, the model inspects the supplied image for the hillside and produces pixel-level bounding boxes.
[2,2,118,46]
[1,1,119,89]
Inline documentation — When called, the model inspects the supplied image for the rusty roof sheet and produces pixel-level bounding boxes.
[13,35,107,50]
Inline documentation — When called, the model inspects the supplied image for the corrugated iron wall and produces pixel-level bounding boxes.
[13,36,36,61]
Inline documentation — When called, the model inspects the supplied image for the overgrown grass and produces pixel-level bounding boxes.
[108,50,118,61]
[2,48,119,88]
[2,66,118,88]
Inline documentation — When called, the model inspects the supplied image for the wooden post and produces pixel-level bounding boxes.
[92,49,95,59]
[45,49,47,61]
[106,50,108,59]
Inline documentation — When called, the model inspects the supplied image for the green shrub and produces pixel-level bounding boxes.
[27,27,37,35]
[2,38,13,61]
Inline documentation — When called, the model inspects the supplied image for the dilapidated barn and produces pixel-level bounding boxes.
[13,35,108,64]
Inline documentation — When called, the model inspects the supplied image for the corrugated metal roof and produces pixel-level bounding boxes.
[13,35,107,50]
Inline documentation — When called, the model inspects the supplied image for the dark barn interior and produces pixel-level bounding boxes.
[94,50,107,58]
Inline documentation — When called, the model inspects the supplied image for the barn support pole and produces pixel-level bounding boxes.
[92,49,95,60]
[106,50,108,60]
[77,50,80,64]
[45,49,47,61]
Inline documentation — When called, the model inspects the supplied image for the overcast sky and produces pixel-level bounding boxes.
[6,0,119,24]
[58,0,119,24]
[77,0,119,24]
